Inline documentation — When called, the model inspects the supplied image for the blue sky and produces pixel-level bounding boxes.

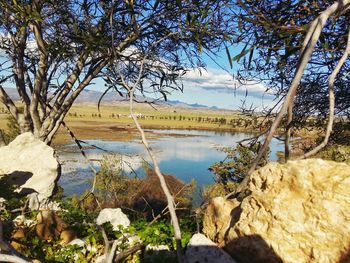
[1,45,275,110]
[88,48,276,110]
[167,50,275,110]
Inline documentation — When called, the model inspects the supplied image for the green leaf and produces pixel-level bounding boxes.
[233,47,251,62]
[233,42,251,62]
[225,46,233,69]
[248,47,254,68]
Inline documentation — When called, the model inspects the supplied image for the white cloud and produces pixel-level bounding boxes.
[182,68,273,98]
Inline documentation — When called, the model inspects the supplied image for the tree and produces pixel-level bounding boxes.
[0,0,233,145]
[228,0,350,192]
[233,0,350,119]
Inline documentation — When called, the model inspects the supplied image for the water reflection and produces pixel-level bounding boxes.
[58,129,283,199]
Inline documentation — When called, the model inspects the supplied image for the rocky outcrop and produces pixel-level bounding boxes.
[96,208,130,230]
[0,133,60,209]
[184,233,236,263]
[203,159,350,263]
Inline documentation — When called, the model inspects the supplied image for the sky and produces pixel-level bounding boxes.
[175,51,275,110]
[89,49,276,110]
[0,41,276,111]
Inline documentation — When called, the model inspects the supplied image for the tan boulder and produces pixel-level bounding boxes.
[36,210,75,243]
[11,227,27,252]
[203,159,350,263]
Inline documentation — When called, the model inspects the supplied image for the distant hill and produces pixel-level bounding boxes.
[3,88,222,110]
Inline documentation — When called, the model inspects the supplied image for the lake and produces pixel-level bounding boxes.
[58,129,283,204]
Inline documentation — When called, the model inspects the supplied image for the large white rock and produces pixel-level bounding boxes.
[184,233,236,263]
[96,208,130,230]
[0,133,60,208]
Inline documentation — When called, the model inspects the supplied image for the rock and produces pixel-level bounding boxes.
[184,233,236,263]
[68,238,85,247]
[96,208,130,230]
[11,228,26,252]
[144,244,176,262]
[203,159,350,263]
[27,194,61,211]
[13,215,35,228]
[146,244,170,251]
[0,133,60,209]
[60,229,77,244]
[36,210,74,242]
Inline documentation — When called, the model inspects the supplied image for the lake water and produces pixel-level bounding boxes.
[58,129,283,203]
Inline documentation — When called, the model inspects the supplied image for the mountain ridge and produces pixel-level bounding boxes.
[3,88,223,110]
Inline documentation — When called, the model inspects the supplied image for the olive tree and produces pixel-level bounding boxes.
[0,0,233,145]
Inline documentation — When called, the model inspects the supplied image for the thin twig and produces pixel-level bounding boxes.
[114,243,145,262]
[118,55,184,262]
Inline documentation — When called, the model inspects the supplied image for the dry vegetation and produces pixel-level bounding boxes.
[0,103,259,145]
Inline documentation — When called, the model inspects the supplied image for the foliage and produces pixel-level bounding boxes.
[90,155,195,219]
[0,0,233,143]
[202,182,238,200]
[0,193,198,262]
[209,143,270,183]
[316,144,350,163]
[231,0,350,134]
[131,217,196,249]
[0,110,21,145]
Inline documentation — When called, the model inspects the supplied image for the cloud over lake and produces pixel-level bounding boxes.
[182,68,273,98]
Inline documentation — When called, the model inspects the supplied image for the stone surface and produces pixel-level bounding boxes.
[36,210,74,242]
[96,208,130,230]
[13,215,35,228]
[203,159,350,263]
[68,239,85,247]
[184,233,236,263]
[0,133,60,208]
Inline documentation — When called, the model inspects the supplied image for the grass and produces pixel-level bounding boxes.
[53,103,256,145]
[0,102,262,145]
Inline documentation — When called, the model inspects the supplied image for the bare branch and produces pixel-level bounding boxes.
[107,240,118,263]
[0,254,30,263]
[0,86,19,119]
[298,26,350,159]
[117,54,184,262]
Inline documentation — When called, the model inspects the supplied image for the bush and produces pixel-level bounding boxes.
[84,155,195,220]
[1,114,21,144]
[209,142,270,184]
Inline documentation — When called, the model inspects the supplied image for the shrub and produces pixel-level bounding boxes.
[209,142,270,184]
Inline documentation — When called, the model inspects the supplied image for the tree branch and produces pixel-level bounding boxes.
[297,26,350,159]
[119,56,184,262]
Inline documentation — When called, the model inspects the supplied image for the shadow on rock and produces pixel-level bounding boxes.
[226,234,283,263]
[0,171,36,198]
[339,246,350,263]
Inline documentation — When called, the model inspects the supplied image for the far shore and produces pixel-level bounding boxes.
[0,102,317,147]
